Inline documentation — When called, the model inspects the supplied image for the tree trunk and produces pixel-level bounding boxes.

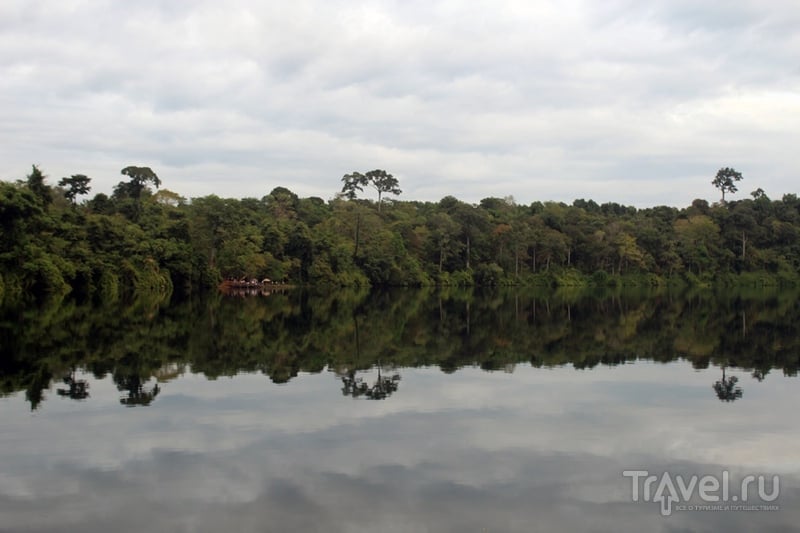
[742,311,746,339]
[353,314,361,361]
[741,230,746,260]
[466,235,471,270]
[354,212,361,258]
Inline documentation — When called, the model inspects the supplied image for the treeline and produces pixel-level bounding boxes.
[2,287,798,409]
[2,165,800,300]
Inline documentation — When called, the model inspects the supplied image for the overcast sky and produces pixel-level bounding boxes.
[1,1,797,207]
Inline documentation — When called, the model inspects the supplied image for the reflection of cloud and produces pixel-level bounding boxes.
[1,445,797,532]
[0,363,798,531]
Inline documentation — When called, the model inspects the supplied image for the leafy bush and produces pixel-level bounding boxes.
[473,263,504,286]
[591,270,610,286]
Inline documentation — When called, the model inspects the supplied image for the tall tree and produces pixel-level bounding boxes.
[26,164,52,208]
[712,167,743,202]
[264,186,299,219]
[673,215,722,275]
[58,174,91,204]
[427,212,462,273]
[119,166,161,221]
[121,166,161,200]
[341,172,366,200]
[447,200,490,270]
[366,169,401,211]
[341,169,401,212]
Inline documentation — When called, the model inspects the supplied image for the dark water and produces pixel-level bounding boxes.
[1,288,798,532]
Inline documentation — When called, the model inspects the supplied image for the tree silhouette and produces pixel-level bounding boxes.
[58,174,91,204]
[364,366,400,400]
[341,169,401,212]
[712,167,743,202]
[337,313,401,399]
[118,165,161,220]
[713,366,743,402]
[115,374,161,407]
[26,164,52,208]
[57,369,90,400]
[120,166,161,200]
[340,366,400,400]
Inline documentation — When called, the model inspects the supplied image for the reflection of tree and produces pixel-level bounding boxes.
[337,310,402,400]
[713,366,743,402]
[57,369,89,400]
[25,368,52,411]
[115,374,161,407]
[340,366,401,400]
[5,287,800,409]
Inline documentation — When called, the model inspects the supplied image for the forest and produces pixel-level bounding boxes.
[2,164,799,302]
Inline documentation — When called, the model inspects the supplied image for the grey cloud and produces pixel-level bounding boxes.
[2,439,797,532]
[0,0,797,205]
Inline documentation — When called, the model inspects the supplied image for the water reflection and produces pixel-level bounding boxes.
[2,288,798,532]
[0,364,797,533]
[1,286,798,409]
[339,366,401,400]
[56,369,89,401]
[713,366,744,402]
[116,374,161,407]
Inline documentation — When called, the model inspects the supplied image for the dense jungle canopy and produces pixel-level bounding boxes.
[2,165,799,301]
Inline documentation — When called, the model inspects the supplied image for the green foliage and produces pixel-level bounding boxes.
[554,269,588,287]
[1,182,42,230]
[116,166,161,221]
[2,164,800,299]
[22,252,70,295]
[590,270,610,286]
[97,270,121,301]
[525,271,557,287]
[120,166,161,199]
[449,270,475,286]
[25,165,52,208]
[473,263,504,285]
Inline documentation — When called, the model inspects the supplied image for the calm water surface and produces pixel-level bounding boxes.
[1,288,798,532]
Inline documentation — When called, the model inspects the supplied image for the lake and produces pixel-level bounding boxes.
[1,287,798,532]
